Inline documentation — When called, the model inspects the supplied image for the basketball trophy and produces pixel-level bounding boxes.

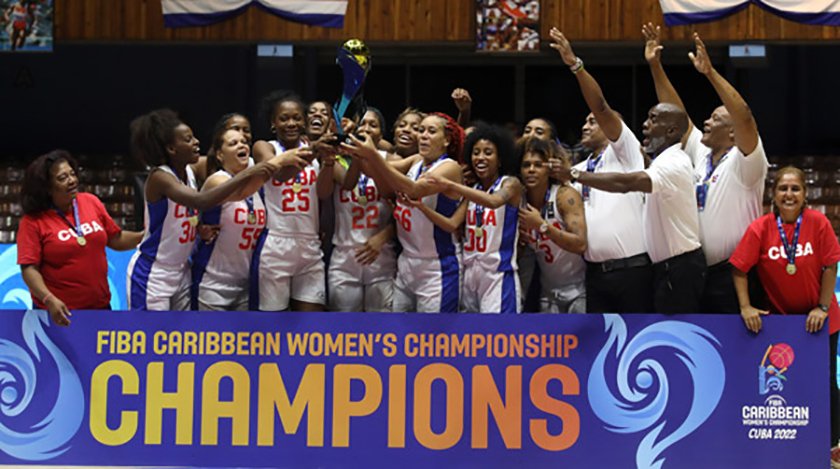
[333,38,371,140]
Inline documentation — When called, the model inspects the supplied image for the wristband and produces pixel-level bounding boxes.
[570,57,584,74]
[42,292,54,305]
[818,303,830,313]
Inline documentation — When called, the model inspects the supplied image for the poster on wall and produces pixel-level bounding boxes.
[476,0,540,52]
[0,0,53,52]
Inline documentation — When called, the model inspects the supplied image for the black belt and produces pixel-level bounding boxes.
[707,259,732,273]
[587,252,651,273]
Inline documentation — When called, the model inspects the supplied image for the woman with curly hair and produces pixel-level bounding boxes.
[17,150,143,324]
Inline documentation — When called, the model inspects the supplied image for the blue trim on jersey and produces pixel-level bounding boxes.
[498,203,518,272]
[248,227,269,310]
[190,206,222,310]
[138,198,167,260]
[501,270,518,314]
[433,194,459,258]
[439,254,460,313]
[129,255,153,311]
[129,198,169,311]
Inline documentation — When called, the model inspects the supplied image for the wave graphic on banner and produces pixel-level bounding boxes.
[162,0,349,28]
[0,310,84,461]
[588,315,725,469]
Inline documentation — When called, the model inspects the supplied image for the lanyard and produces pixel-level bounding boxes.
[356,173,369,203]
[695,149,730,211]
[414,154,447,181]
[581,149,604,201]
[54,198,86,246]
[474,176,503,228]
[225,169,256,222]
[776,213,802,274]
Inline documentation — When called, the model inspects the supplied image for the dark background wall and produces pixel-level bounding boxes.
[1,42,839,166]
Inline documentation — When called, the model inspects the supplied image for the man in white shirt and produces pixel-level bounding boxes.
[558,99,706,313]
[548,27,654,313]
[643,24,768,313]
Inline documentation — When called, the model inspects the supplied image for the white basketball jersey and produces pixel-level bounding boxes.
[135,164,198,267]
[193,170,267,299]
[531,184,586,288]
[263,140,320,238]
[463,175,518,272]
[395,158,459,259]
[333,153,392,248]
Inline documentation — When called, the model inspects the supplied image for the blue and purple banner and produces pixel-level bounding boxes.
[160,0,348,28]
[0,310,829,467]
[659,0,840,26]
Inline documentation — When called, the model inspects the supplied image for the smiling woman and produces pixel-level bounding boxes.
[16,150,144,326]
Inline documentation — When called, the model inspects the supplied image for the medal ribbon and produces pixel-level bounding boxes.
[224,169,255,220]
[54,197,84,242]
[776,213,802,270]
[581,149,604,201]
[474,176,503,229]
[414,154,448,181]
[696,149,730,211]
[357,173,369,201]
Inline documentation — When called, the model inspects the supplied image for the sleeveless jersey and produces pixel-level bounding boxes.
[463,175,519,272]
[532,184,586,288]
[135,165,198,267]
[263,140,320,238]
[395,158,459,259]
[192,170,267,304]
[333,151,392,248]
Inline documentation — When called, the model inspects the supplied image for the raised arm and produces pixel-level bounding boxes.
[342,135,461,200]
[556,164,652,194]
[252,140,314,183]
[643,23,694,136]
[451,88,472,128]
[549,27,622,142]
[689,33,759,155]
[425,175,521,209]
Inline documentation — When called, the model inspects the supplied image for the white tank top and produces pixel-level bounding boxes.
[463,175,519,272]
[136,165,198,268]
[333,151,392,248]
[263,140,320,238]
[532,184,586,288]
[395,157,460,259]
[193,169,267,297]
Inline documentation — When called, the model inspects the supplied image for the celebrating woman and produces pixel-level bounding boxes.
[191,124,266,311]
[729,166,839,458]
[391,108,425,158]
[416,124,523,314]
[517,137,587,313]
[329,107,397,311]
[17,150,143,325]
[127,109,293,311]
[250,91,334,312]
[343,112,464,313]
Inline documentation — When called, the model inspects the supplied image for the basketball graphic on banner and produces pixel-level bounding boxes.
[769,342,795,369]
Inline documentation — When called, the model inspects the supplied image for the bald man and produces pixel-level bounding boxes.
[558,102,704,313]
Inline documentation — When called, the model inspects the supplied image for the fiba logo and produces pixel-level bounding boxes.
[759,343,794,395]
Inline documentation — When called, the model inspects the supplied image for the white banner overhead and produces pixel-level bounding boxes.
[659,0,840,26]
[161,0,349,28]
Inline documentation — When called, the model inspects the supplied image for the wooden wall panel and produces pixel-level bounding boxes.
[55,0,840,42]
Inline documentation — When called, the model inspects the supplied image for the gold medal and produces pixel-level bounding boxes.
[189,215,199,227]
[358,195,367,205]
[475,227,484,239]
[248,212,257,224]
[76,236,86,246]
[292,182,302,193]
[786,263,796,275]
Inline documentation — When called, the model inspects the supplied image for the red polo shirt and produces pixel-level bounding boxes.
[17,192,121,309]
